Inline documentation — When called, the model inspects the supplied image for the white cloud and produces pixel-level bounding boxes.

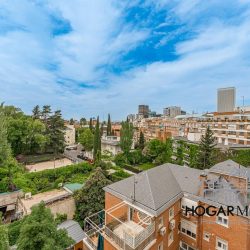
[0,0,250,119]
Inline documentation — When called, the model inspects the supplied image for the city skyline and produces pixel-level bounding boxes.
[0,1,250,119]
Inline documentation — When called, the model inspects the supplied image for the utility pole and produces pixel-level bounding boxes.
[242,96,245,107]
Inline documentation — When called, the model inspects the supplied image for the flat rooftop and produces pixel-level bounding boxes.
[21,189,70,214]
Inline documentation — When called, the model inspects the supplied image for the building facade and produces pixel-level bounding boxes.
[138,105,150,118]
[82,160,250,250]
[163,106,181,118]
[65,124,76,145]
[217,87,236,112]
[101,136,122,156]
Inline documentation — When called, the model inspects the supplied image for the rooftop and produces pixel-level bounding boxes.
[104,160,250,217]
[58,220,85,243]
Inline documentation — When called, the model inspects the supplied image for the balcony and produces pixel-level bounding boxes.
[84,201,155,250]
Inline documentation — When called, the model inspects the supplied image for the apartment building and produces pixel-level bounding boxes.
[217,87,236,112]
[82,159,250,250]
[134,117,180,142]
[182,113,250,146]
[101,136,122,156]
[163,106,181,118]
[64,124,76,145]
[134,112,250,147]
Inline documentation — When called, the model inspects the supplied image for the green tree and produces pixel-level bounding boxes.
[47,110,65,155]
[7,116,47,155]
[74,167,111,226]
[78,128,94,151]
[138,131,145,150]
[80,117,87,126]
[41,105,51,123]
[0,104,21,192]
[93,117,101,162]
[176,140,185,166]
[120,121,133,161]
[197,126,216,169]
[107,114,112,136]
[32,105,41,119]
[17,202,73,250]
[0,211,9,250]
[69,118,74,125]
[89,118,93,132]
[188,144,199,168]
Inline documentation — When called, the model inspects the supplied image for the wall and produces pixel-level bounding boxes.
[48,196,76,219]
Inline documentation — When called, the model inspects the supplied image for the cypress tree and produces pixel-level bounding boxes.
[93,116,101,162]
[89,118,93,132]
[138,131,145,150]
[107,114,112,136]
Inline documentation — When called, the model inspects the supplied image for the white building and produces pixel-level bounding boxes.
[217,87,236,112]
[64,124,76,145]
[101,136,122,156]
[163,106,181,118]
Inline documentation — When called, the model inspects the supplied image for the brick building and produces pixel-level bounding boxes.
[82,160,250,250]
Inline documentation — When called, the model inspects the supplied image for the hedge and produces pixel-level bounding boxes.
[123,164,142,174]
[12,162,93,194]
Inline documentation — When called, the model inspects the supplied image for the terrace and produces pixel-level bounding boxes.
[83,201,155,250]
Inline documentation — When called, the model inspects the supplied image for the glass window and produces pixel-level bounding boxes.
[169,207,174,220]
[168,231,174,246]
[216,215,228,227]
[216,238,228,250]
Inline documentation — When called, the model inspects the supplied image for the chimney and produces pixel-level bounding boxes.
[199,172,208,196]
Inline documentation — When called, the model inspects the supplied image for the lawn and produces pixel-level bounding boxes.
[135,162,155,171]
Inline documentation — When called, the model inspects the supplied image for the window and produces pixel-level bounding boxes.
[168,231,174,246]
[203,232,210,242]
[216,214,228,227]
[158,242,163,250]
[216,238,228,250]
[169,207,174,220]
[180,220,196,239]
[180,241,196,250]
[158,217,163,229]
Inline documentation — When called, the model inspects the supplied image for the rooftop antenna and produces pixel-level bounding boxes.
[242,96,245,107]
[132,175,138,202]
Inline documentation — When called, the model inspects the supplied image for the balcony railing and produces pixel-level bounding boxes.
[84,201,155,250]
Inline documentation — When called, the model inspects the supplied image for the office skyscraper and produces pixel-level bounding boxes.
[217,87,236,112]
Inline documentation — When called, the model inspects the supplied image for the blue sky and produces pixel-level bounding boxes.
[0,0,250,120]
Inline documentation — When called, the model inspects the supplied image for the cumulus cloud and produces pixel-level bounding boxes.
[0,0,250,119]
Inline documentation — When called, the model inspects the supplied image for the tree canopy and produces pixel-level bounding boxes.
[197,126,216,169]
[120,121,133,160]
[74,167,111,226]
[78,128,94,151]
[17,202,73,250]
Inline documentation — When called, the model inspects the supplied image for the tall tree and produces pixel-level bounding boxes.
[120,121,133,160]
[80,117,87,126]
[7,116,46,155]
[78,128,94,151]
[107,114,112,136]
[32,105,41,119]
[0,221,9,250]
[89,118,93,132]
[69,118,74,125]
[138,131,145,150]
[0,104,19,191]
[17,202,73,250]
[197,126,216,169]
[41,105,51,123]
[47,110,65,155]
[74,167,111,226]
[176,140,185,166]
[93,117,101,162]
